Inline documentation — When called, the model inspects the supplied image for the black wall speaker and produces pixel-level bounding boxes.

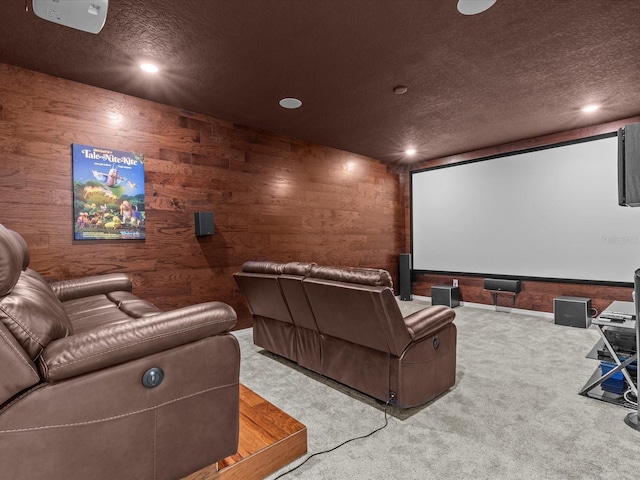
[399,253,412,301]
[553,296,592,328]
[194,211,214,236]
[483,278,521,293]
[618,122,640,207]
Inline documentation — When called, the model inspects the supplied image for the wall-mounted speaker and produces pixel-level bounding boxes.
[399,253,412,301]
[618,122,640,207]
[194,212,214,236]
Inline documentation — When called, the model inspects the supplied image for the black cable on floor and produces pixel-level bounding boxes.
[272,398,392,479]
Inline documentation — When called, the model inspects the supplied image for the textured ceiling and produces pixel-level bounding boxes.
[1,0,640,164]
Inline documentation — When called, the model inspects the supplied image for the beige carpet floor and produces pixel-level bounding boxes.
[234,298,640,480]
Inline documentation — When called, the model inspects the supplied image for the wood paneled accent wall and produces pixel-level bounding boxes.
[0,63,403,329]
[404,116,640,314]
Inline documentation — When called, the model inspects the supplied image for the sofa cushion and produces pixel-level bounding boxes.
[282,262,315,276]
[63,294,133,334]
[9,229,30,271]
[0,273,73,360]
[0,224,24,297]
[0,321,40,405]
[309,265,393,288]
[241,261,285,274]
[107,291,162,318]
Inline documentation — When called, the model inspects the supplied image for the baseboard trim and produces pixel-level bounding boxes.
[407,295,554,319]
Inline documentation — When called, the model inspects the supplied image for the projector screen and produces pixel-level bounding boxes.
[411,134,640,285]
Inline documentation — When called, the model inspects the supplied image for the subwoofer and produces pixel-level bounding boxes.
[553,296,592,328]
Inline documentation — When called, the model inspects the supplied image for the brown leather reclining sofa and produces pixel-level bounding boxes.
[234,261,457,408]
[0,224,240,480]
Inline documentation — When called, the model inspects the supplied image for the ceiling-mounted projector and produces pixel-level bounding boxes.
[32,0,108,34]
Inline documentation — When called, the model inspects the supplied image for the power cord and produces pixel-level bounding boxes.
[272,395,393,479]
[623,388,637,407]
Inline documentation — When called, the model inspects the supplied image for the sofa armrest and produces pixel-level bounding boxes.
[403,305,455,341]
[49,273,133,301]
[40,301,237,382]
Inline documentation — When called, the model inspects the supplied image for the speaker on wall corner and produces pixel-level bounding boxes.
[399,253,412,301]
[618,122,640,207]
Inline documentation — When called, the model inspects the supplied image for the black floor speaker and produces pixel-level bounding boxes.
[618,122,640,206]
[553,296,592,328]
[399,253,412,301]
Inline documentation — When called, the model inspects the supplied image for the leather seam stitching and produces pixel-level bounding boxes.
[0,305,45,349]
[153,409,158,480]
[0,329,40,382]
[0,382,238,433]
[45,318,229,374]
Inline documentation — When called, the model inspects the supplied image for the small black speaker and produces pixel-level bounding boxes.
[619,122,640,207]
[194,212,214,236]
[399,253,412,301]
[431,285,460,308]
[553,296,592,328]
[483,278,521,293]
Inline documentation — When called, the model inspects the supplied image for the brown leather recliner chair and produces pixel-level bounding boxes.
[0,224,240,480]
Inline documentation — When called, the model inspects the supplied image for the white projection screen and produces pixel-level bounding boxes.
[411,134,640,285]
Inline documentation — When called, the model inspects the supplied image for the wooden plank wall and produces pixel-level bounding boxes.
[404,116,640,314]
[0,63,403,329]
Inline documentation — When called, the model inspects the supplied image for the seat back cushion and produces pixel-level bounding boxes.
[1,273,73,360]
[0,226,72,360]
[278,262,317,331]
[0,320,41,405]
[234,273,293,324]
[240,261,285,275]
[309,265,394,290]
[279,275,318,331]
[0,224,24,298]
[282,261,315,277]
[303,277,411,356]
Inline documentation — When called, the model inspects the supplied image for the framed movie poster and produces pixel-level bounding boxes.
[72,144,145,240]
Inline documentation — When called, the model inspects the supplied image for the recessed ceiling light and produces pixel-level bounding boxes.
[279,97,302,109]
[393,85,408,95]
[582,104,599,113]
[405,148,417,156]
[140,63,159,73]
[457,0,497,15]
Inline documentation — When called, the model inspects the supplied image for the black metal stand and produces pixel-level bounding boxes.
[629,269,640,432]
[486,290,517,311]
[625,412,640,431]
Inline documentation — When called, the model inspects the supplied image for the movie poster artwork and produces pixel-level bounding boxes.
[72,144,145,240]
